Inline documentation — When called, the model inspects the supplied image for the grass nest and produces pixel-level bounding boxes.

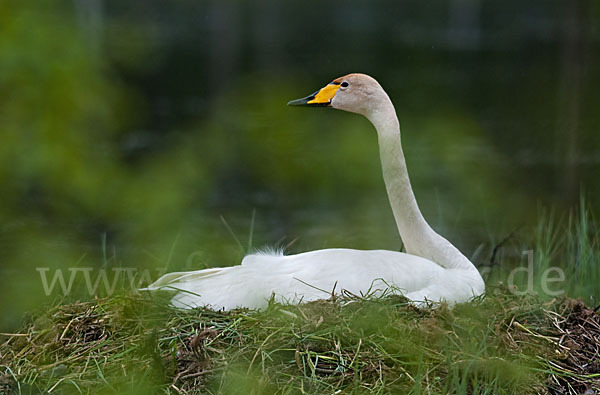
[1,286,599,394]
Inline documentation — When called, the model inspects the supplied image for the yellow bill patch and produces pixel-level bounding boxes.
[307,83,340,104]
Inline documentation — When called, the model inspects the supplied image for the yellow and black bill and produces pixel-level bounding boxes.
[287,82,340,107]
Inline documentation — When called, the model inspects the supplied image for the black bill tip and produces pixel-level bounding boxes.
[287,95,314,106]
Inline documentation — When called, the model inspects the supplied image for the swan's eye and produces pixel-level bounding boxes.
[341,81,349,88]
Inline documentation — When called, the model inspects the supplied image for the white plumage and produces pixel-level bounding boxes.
[146,73,485,310]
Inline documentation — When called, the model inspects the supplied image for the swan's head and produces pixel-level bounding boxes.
[288,73,386,117]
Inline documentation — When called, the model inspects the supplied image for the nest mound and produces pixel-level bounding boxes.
[1,290,599,394]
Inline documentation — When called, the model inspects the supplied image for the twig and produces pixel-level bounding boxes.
[489,228,519,266]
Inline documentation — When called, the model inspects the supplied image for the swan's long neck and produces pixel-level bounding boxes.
[365,95,475,271]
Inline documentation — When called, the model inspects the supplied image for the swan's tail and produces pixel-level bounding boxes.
[143,268,225,290]
[143,265,269,310]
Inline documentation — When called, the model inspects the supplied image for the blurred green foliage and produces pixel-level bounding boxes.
[1,1,599,330]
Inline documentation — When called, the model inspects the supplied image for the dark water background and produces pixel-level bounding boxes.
[1,0,599,329]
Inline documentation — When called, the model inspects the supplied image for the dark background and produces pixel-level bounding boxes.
[1,0,598,329]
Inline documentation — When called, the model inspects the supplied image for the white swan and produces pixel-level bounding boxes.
[146,73,485,310]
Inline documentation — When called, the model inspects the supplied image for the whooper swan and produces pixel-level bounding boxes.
[146,73,485,310]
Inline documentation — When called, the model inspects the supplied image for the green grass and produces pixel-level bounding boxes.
[1,203,599,394]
